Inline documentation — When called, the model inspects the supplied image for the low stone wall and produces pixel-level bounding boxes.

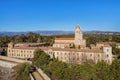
[0,55,31,64]
[0,60,17,68]
[29,73,35,80]
[37,68,51,80]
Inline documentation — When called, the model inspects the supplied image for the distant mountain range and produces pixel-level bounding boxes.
[0,31,120,36]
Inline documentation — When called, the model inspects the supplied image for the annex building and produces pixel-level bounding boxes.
[7,25,113,64]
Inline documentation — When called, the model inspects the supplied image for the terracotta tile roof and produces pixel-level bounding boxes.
[14,47,37,50]
[55,38,74,40]
[54,42,73,44]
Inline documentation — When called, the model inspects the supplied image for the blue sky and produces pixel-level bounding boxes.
[0,0,120,32]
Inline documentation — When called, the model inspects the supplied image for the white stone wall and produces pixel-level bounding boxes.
[0,56,29,63]
[29,73,35,80]
[37,68,51,80]
[103,46,112,64]
[0,60,17,68]
[46,50,104,64]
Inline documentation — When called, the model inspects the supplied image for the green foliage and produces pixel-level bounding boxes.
[0,49,7,56]
[32,49,44,61]
[109,60,120,80]
[48,60,67,80]
[64,65,79,80]
[0,32,120,48]
[79,62,97,80]
[84,34,110,47]
[112,35,120,43]
[14,63,32,80]
[0,32,55,47]
[32,49,120,80]
[32,49,50,68]
[95,61,110,80]
[39,53,50,67]
[46,60,120,80]
[111,44,120,56]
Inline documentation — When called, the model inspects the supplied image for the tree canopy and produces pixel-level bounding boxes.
[13,63,32,80]
[32,49,120,80]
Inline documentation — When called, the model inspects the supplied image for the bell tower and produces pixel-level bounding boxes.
[74,24,83,45]
[75,24,83,40]
[74,24,86,48]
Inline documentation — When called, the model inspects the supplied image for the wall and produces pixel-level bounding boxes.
[0,55,31,63]
[29,73,35,80]
[0,60,17,68]
[37,68,51,80]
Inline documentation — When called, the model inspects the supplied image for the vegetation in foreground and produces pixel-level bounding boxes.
[32,49,120,80]
[13,63,33,80]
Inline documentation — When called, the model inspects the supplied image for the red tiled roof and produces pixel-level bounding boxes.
[55,38,74,40]
[54,42,73,44]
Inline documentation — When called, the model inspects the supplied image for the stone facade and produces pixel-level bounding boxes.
[53,24,86,48]
[7,25,113,64]
[74,25,86,48]
[47,46,112,64]
[7,42,34,59]
[116,43,120,49]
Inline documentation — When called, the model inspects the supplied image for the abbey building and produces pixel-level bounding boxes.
[53,25,86,48]
[7,25,113,64]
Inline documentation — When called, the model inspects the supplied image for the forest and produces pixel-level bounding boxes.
[0,32,120,47]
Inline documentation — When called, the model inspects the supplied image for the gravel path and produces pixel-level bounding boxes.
[0,66,14,80]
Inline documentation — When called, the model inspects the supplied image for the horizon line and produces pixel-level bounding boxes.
[0,30,120,33]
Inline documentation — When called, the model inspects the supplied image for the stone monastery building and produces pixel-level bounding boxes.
[7,25,113,64]
[53,25,86,48]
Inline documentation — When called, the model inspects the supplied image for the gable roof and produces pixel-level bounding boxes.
[55,38,74,40]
